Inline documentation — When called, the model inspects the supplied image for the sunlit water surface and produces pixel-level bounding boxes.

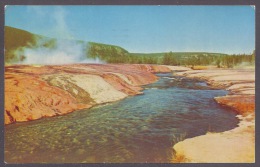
[5,73,239,163]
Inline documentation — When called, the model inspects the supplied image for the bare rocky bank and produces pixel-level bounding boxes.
[5,64,189,125]
[173,69,255,163]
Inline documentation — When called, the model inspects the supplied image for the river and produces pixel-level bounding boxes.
[5,73,239,163]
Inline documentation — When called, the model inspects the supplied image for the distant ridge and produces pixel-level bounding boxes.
[6,26,252,68]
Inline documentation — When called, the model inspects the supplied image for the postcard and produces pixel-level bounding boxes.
[4,5,255,163]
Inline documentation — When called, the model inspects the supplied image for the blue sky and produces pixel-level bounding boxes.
[5,5,255,54]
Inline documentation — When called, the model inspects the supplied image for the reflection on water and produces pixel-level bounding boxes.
[5,73,239,163]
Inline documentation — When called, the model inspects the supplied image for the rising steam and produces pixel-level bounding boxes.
[15,6,104,65]
[16,38,105,65]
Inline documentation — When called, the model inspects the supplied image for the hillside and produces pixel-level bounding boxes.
[5,26,255,67]
[4,26,129,64]
[88,42,129,63]
[5,26,37,63]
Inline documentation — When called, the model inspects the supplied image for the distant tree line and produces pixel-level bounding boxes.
[5,26,255,68]
[88,45,255,68]
[160,51,255,68]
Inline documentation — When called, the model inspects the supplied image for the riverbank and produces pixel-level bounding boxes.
[173,69,255,163]
[5,64,190,125]
[5,64,255,162]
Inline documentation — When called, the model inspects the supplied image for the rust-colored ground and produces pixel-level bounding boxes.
[4,64,172,125]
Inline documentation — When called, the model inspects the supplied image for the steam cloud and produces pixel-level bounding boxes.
[16,39,105,65]
[16,6,104,65]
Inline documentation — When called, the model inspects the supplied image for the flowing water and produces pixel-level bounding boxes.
[5,73,239,163]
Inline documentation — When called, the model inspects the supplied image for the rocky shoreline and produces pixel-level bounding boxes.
[173,69,255,163]
[5,64,189,125]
